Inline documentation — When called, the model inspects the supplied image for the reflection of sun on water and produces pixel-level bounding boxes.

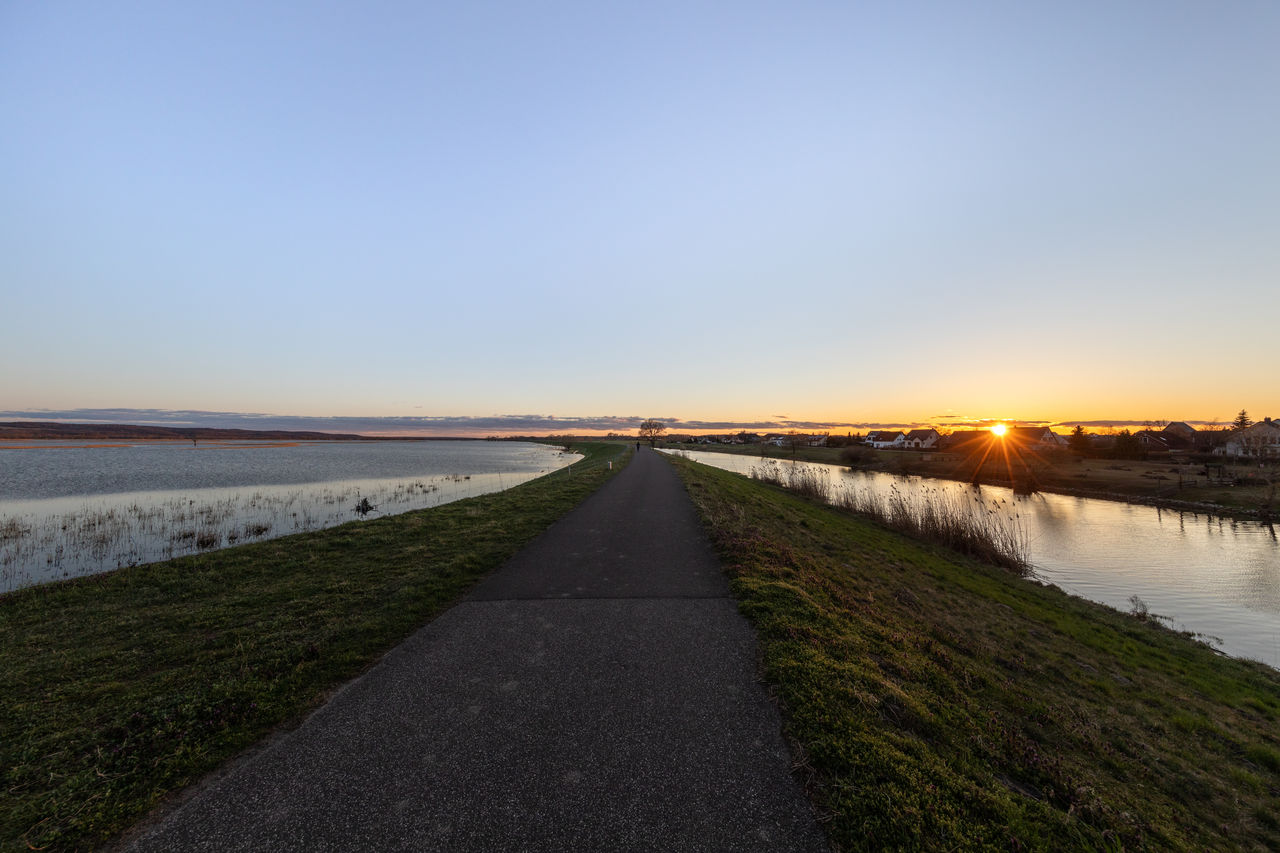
[991,423,1007,437]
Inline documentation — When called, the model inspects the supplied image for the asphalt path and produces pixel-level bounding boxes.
[124,447,828,852]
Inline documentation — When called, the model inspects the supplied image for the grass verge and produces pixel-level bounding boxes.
[668,455,1280,851]
[1,442,628,852]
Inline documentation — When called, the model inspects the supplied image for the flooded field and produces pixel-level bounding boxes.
[0,440,576,591]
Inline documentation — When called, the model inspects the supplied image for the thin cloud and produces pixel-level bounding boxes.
[16,408,1218,437]
[1049,419,1227,429]
[0,408,915,436]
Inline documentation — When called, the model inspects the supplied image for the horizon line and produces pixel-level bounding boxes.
[0,408,1253,438]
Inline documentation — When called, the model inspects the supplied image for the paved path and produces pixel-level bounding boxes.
[125,448,827,852]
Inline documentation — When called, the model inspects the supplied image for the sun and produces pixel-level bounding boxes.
[991,423,1008,437]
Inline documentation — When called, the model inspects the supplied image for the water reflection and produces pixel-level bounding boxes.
[0,441,577,591]
[666,450,1280,668]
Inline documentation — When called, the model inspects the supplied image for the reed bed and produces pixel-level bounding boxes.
[0,475,504,592]
[750,460,1030,573]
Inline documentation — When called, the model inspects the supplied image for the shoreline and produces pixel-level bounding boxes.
[669,443,1276,524]
[954,474,1274,523]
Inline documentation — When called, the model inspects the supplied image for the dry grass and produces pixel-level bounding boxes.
[750,461,1029,573]
[671,455,1280,851]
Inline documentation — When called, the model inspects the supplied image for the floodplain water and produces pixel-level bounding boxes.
[0,440,577,591]
[668,449,1280,669]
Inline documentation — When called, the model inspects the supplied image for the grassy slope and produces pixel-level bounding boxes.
[668,456,1280,851]
[0,442,628,852]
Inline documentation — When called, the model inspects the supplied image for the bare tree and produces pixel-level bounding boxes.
[638,419,666,445]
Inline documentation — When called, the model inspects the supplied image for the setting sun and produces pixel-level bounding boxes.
[991,424,1008,437]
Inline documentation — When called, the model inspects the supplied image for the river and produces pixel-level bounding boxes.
[666,449,1280,669]
[0,439,577,591]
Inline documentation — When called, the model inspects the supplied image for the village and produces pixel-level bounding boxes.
[667,415,1280,460]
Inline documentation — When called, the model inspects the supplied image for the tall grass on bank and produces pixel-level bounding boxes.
[670,455,1280,851]
[0,443,627,853]
[750,461,1030,573]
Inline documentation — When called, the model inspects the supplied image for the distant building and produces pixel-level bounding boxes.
[1217,417,1280,458]
[866,430,905,449]
[1163,422,1197,441]
[902,428,942,449]
[942,427,1066,451]
[1135,430,1171,452]
[939,430,989,451]
[1007,426,1068,448]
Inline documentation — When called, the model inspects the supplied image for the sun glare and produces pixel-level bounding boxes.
[991,423,1008,437]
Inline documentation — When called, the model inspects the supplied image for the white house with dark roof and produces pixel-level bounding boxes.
[1217,417,1280,458]
[866,430,905,449]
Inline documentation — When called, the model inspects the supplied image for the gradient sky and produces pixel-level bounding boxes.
[3,1,1277,434]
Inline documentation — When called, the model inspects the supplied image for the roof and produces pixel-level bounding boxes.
[1007,427,1065,444]
[1240,419,1280,435]
[1163,422,1197,437]
[904,429,940,440]
[943,430,994,446]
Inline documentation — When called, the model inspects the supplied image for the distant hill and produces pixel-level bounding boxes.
[0,422,370,441]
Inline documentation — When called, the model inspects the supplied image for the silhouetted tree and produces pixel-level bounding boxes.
[1113,429,1143,460]
[1233,409,1254,430]
[638,419,666,444]
[1068,425,1091,456]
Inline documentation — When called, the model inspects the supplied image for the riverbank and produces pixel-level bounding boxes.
[0,443,628,852]
[668,442,1277,521]
[668,454,1280,850]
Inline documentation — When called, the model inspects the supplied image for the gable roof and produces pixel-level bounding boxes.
[943,430,994,446]
[1240,419,1280,436]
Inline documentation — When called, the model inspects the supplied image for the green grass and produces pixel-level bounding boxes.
[0,442,628,852]
[668,455,1280,851]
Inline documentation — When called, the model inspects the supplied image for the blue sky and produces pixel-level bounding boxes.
[3,1,1277,433]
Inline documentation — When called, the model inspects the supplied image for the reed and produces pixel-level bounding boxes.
[0,472,541,593]
[751,461,1029,573]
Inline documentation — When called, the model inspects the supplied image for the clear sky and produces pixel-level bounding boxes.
[3,1,1277,435]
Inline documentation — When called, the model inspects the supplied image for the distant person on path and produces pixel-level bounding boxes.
[636,441,641,452]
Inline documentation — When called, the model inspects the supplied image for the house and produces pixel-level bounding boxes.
[939,430,992,451]
[942,427,1066,452]
[1163,422,1197,441]
[866,430,905,449]
[1007,426,1068,448]
[1217,417,1280,458]
[902,428,942,449]
[1158,422,1196,450]
[1135,430,1171,452]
